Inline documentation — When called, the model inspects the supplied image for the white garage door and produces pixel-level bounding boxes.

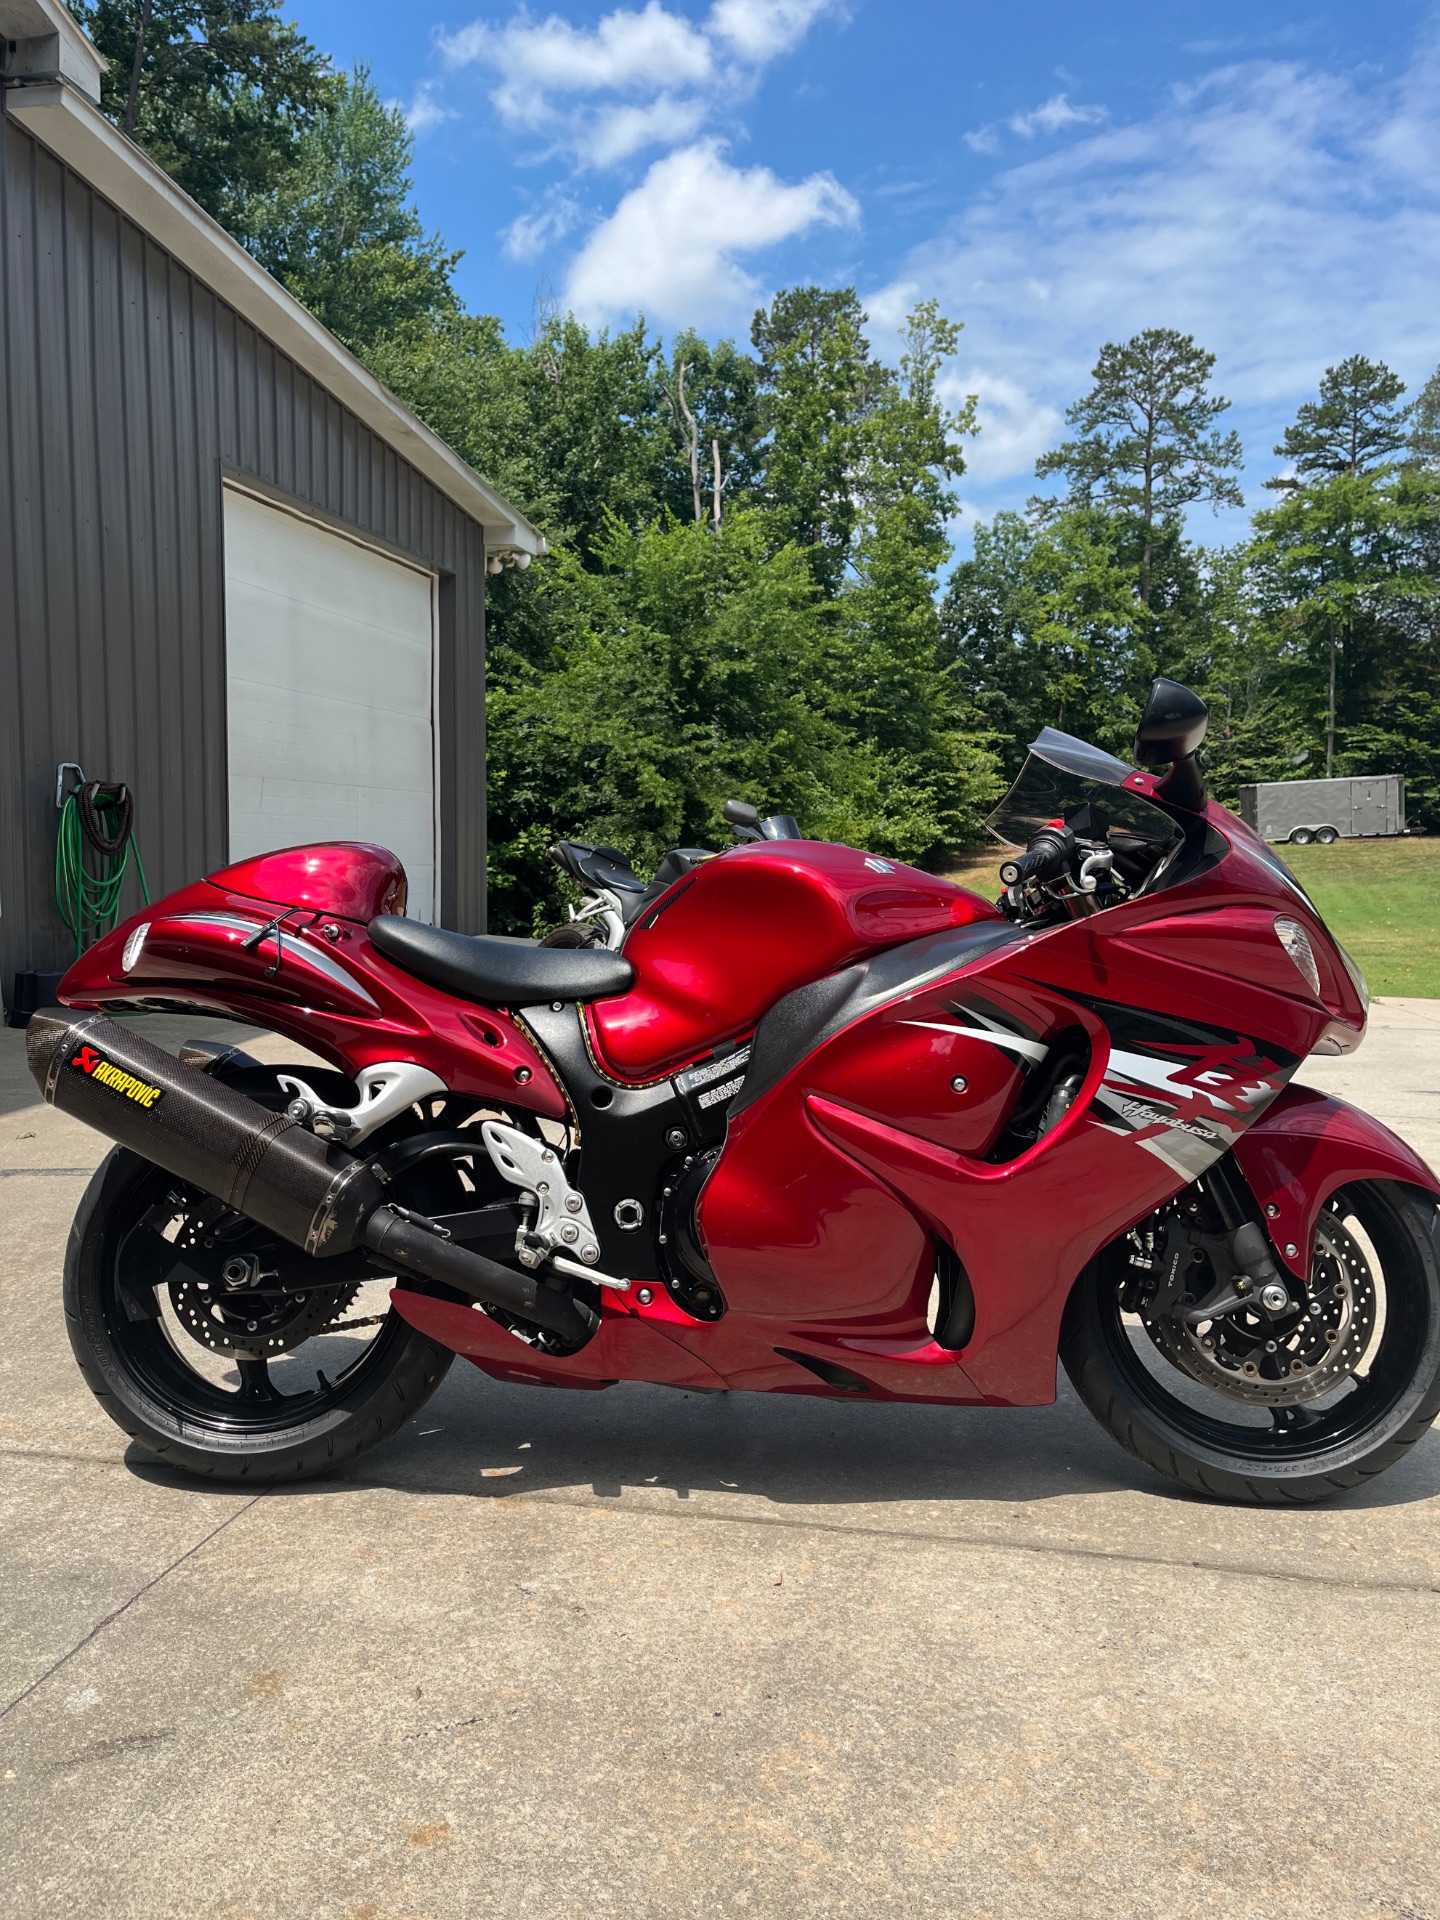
[223,487,438,922]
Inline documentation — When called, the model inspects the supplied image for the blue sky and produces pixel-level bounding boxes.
[287,0,1440,542]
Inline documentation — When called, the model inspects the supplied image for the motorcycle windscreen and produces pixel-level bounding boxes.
[986,728,1183,857]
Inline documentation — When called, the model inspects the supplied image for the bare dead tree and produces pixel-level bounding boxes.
[662,361,703,523]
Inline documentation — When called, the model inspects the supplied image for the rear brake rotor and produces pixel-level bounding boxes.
[1140,1211,1377,1406]
[142,1198,363,1359]
[169,1270,361,1358]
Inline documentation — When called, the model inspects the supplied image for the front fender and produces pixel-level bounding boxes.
[1231,1084,1440,1283]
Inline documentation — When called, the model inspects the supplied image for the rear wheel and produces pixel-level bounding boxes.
[65,1147,454,1483]
[1315,825,1340,846]
[540,921,606,948]
[1060,1181,1440,1503]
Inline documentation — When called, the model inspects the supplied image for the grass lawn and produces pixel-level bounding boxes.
[1281,836,1440,999]
[943,834,1440,1000]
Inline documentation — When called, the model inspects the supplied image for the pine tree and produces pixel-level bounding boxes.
[1271,355,1410,483]
[1034,329,1243,606]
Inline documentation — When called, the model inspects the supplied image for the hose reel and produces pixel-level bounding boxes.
[55,763,150,956]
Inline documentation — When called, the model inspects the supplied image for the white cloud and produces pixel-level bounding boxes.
[946,370,1062,485]
[582,93,710,165]
[871,44,1440,513]
[1007,92,1108,138]
[441,3,713,118]
[963,126,999,155]
[565,139,858,323]
[398,84,453,136]
[503,193,583,261]
[435,0,841,177]
[706,0,840,61]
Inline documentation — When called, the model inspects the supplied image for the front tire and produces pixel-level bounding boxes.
[1060,1181,1440,1504]
[65,1148,454,1484]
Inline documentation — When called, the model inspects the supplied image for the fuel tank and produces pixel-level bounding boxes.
[588,840,1003,1082]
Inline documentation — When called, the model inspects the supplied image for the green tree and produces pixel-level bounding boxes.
[484,510,881,930]
[244,68,458,352]
[1034,328,1243,606]
[1271,355,1410,483]
[658,332,762,529]
[1248,472,1405,776]
[71,0,332,230]
[829,301,994,856]
[1253,359,1416,777]
[1408,363,1440,470]
[1328,468,1440,822]
[750,286,883,593]
[943,507,1155,777]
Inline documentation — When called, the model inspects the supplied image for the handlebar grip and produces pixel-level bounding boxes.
[999,825,1075,890]
[998,847,1047,887]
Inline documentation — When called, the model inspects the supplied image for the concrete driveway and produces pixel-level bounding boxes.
[4,1004,1440,1919]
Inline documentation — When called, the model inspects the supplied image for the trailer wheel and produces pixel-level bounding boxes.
[1289,826,1315,846]
[1315,825,1340,845]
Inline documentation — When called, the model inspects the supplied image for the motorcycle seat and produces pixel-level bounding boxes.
[549,840,648,895]
[368,916,635,1006]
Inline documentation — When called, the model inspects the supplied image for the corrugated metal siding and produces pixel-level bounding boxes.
[0,112,488,1000]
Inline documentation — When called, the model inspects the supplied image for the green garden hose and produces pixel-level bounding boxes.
[56,781,150,957]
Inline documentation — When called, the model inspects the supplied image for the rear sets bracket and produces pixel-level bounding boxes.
[480,1120,628,1291]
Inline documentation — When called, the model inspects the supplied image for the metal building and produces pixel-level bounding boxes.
[0,0,543,1006]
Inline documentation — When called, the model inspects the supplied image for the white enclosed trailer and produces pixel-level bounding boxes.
[1238,775,1406,845]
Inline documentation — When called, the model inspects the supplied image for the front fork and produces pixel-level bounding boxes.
[1126,1157,1300,1331]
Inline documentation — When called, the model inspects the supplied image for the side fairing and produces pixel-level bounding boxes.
[696,907,1310,1406]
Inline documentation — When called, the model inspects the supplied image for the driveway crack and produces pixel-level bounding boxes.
[0,1492,266,1723]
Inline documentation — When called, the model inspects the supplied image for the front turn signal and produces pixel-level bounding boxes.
[1274,916,1321,997]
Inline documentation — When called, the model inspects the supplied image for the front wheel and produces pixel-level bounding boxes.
[1060,1181,1440,1503]
[65,1148,455,1483]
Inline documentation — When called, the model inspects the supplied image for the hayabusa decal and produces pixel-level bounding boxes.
[1091,1034,1293,1180]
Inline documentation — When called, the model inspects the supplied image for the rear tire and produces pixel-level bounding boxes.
[540,922,605,948]
[1315,825,1340,846]
[1060,1181,1440,1504]
[65,1148,455,1484]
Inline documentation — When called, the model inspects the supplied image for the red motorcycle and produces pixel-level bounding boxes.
[30,681,1440,1503]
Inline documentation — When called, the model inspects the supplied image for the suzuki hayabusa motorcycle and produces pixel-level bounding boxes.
[30,680,1440,1504]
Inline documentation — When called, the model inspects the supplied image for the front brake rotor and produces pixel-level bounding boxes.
[1139,1210,1377,1406]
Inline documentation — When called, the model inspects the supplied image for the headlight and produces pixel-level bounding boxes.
[1335,938,1370,1013]
[1274,917,1320,996]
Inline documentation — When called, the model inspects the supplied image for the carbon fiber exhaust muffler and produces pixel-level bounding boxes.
[26,1011,597,1343]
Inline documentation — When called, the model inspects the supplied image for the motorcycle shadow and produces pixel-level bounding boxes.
[128,1359,1440,1512]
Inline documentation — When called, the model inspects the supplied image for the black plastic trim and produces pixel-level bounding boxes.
[731,922,1029,1121]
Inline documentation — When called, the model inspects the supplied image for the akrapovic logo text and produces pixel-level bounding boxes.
[68,1046,164,1109]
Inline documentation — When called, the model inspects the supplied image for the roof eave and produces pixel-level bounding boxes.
[3,80,546,558]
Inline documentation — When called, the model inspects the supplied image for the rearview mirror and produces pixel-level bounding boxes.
[1133,679,1209,766]
[722,800,760,829]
